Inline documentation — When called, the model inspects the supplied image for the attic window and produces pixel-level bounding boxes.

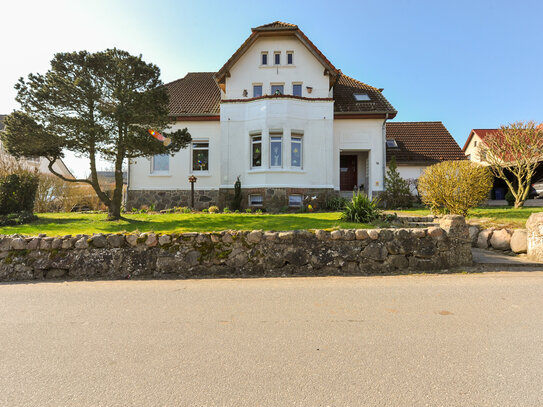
[386,139,398,148]
[353,93,370,101]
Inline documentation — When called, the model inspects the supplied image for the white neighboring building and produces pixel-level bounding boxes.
[128,22,398,210]
[0,114,74,179]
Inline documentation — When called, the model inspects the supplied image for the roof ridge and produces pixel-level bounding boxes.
[388,121,443,124]
[164,72,217,87]
[338,73,380,91]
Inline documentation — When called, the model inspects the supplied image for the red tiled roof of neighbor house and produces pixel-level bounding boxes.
[386,122,465,164]
[462,129,500,151]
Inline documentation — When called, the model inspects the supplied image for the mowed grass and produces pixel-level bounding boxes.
[0,212,368,237]
[390,206,542,229]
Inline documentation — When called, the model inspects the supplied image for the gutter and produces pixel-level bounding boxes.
[382,113,389,194]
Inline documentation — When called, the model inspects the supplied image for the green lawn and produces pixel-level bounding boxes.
[0,212,368,237]
[389,206,542,229]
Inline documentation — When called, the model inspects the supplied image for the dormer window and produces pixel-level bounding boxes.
[386,139,398,148]
[261,52,268,65]
[287,51,293,65]
[274,52,281,65]
[354,93,370,101]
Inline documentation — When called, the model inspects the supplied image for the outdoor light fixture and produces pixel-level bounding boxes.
[188,175,197,208]
[306,86,313,94]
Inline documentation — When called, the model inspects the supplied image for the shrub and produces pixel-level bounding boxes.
[245,208,252,213]
[324,195,347,211]
[505,189,515,206]
[382,156,412,209]
[255,209,263,215]
[0,210,37,226]
[201,208,209,213]
[35,174,71,212]
[231,176,242,211]
[0,173,39,215]
[175,206,191,214]
[208,205,219,213]
[223,207,231,213]
[417,161,493,216]
[340,192,381,223]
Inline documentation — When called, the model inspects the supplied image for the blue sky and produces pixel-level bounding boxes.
[2,0,542,176]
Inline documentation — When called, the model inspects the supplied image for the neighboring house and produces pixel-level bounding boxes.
[463,128,543,203]
[127,22,457,210]
[87,171,128,186]
[386,122,465,188]
[0,114,75,179]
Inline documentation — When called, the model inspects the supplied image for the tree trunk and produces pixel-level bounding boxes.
[107,200,122,220]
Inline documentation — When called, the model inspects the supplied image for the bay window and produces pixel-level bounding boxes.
[251,134,262,168]
[291,133,303,168]
[269,131,282,167]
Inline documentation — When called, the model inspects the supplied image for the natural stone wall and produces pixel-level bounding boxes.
[127,187,337,212]
[0,216,472,282]
[527,212,543,261]
[469,225,528,254]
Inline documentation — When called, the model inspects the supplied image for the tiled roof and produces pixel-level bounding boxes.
[166,72,395,117]
[462,129,499,151]
[386,122,465,164]
[165,73,220,116]
[252,21,298,31]
[334,74,396,116]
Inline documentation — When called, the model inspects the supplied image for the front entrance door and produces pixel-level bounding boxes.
[340,155,357,191]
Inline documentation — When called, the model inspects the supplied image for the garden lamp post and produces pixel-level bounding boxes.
[188,175,197,208]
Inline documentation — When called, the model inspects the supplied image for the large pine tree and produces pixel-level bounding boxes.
[1,49,191,220]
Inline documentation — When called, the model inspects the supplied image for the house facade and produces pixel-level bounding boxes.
[127,22,398,210]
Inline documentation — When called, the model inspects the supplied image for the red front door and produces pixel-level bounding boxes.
[340,155,357,191]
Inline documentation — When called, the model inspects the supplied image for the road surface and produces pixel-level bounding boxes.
[1,272,543,406]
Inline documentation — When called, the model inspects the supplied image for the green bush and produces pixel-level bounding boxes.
[382,157,412,209]
[324,195,347,211]
[223,207,231,213]
[340,192,381,223]
[208,205,219,213]
[418,161,493,216]
[505,189,515,206]
[201,208,209,213]
[0,173,39,215]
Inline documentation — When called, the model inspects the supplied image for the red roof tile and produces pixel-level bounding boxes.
[165,72,220,116]
[462,129,500,151]
[386,122,465,164]
[334,74,396,116]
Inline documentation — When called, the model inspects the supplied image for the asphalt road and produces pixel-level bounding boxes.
[1,272,543,406]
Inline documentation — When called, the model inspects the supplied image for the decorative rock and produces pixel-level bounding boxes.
[263,232,278,241]
[468,225,480,246]
[477,229,493,249]
[343,230,356,241]
[386,254,409,269]
[0,238,11,251]
[158,234,171,246]
[411,229,426,238]
[427,227,445,240]
[247,231,262,244]
[330,230,343,240]
[355,229,368,240]
[51,238,62,249]
[489,229,512,251]
[74,237,89,249]
[362,242,388,261]
[278,231,295,240]
[367,230,379,240]
[27,238,40,250]
[145,233,158,247]
[107,234,125,248]
[315,230,328,240]
[90,234,107,248]
[39,238,53,250]
[61,239,72,249]
[222,233,233,243]
[125,234,139,247]
[510,229,527,253]
[10,238,27,250]
[210,234,221,243]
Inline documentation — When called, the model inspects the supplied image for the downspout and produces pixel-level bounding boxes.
[126,158,130,207]
[382,113,389,196]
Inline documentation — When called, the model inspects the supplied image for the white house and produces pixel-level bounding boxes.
[127,22,462,210]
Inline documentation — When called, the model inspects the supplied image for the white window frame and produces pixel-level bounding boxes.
[286,51,294,65]
[261,52,268,66]
[353,93,371,101]
[191,140,209,173]
[274,51,281,65]
[291,132,303,169]
[269,131,283,168]
[150,154,170,175]
[288,194,303,207]
[250,133,262,168]
[248,194,263,207]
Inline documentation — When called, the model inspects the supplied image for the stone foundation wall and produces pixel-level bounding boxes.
[0,215,471,282]
[527,212,543,261]
[127,188,338,212]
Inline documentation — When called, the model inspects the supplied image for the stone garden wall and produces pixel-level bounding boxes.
[527,212,543,262]
[469,225,528,254]
[0,215,472,282]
